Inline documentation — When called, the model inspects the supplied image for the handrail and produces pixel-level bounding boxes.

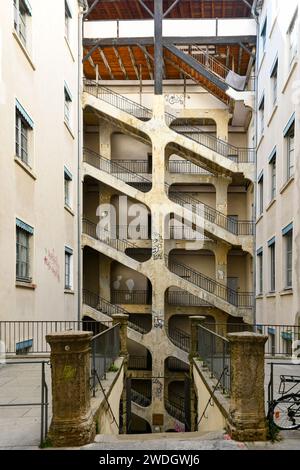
[180,45,232,82]
[168,189,254,236]
[83,79,152,121]
[83,80,255,164]
[167,326,190,352]
[131,388,151,407]
[82,217,139,252]
[83,147,152,192]
[166,256,254,308]
[83,289,148,334]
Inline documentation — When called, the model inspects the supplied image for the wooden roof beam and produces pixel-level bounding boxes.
[113,46,128,79]
[128,46,140,79]
[99,47,114,79]
[137,45,154,80]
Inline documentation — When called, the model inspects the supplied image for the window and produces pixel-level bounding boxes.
[65,0,72,42]
[258,173,264,216]
[259,96,265,137]
[288,10,298,65]
[64,83,72,127]
[257,249,263,295]
[270,58,278,106]
[15,100,33,166]
[284,117,295,181]
[65,247,73,290]
[268,239,276,292]
[269,150,276,201]
[283,225,293,289]
[14,0,31,46]
[260,18,267,56]
[64,167,72,208]
[16,219,33,283]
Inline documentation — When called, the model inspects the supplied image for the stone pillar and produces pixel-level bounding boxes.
[215,177,231,215]
[189,316,206,431]
[227,332,268,441]
[99,119,112,159]
[99,256,112,301]
[46,331,95,447]
[112,314,128,434]
[216,113,230,141]
[214,242,230,287]
[112,313,129,357]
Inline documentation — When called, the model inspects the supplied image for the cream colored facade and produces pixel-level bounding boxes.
[0,0,81,325]
[255,0,300,328]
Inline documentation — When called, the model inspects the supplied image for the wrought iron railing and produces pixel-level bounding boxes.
[168,160,212,175]
[182,45,232,83]
[165,393,185,423]
[91,324,120,396]
[198,324,231,395]
[166,357,189,372]
[83,79,255,164]
[83,147,152,192]
[167,289,211,307]
[128,355,151,370]
[83,289,148,334]
[83,79,153,121]
[169,190,254,236]
[0,320,111,355]
[131,388,151,407]
[168,225,213,241]
[111,290,151,305]
[82,218,139,253]
[165,115,256,164]
[166,257,254,309]
[116,225,150,240]
[167,327,190,352]
[111,160,151,174]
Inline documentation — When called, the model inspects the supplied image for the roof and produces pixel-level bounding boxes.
[85,0,255,21]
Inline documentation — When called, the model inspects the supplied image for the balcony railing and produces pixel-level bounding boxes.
[166,257,254,309]
[165,393,185,423]
[169,160,212,175]
[111,290,151,305]
[128,355,151,370]
[167,327,191,352]
[131,388,151,407]
[166,357,189,372]
[111,160,151,174]
[167,290,211,307]
[82,218,138,253]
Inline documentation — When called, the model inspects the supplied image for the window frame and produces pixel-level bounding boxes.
[64,168,72,208]
[286,125,295,180]
[284,230,293,289]
[269,150,276,201]
[270,58,278,107]
[257,249,263,296]
[65,247,73,291]
[288,9,298,66]
[65,0,72,42]
[268,240,276,293]
[14,0,31,46]
[64,83,72,128]
[258,172,264,216]
[16,220,33,283]
[260,17,267,57]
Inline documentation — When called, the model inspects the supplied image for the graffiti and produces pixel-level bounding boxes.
[153,378,163,399]
[154,316,164,329]
[174,421,185,433]
[152,233,163,260]
[44,248,60,282]
[165,94,184,106]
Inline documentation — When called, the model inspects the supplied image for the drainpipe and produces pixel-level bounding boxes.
[77,1,88,322]
[252,0,260,325]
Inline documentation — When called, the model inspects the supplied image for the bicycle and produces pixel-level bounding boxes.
[268,375,300,430]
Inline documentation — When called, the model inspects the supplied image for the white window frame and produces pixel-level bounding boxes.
[259,96,265,137]
[269,153,276,201]
[15,111,29,165]
[288,9,298,66]
[284,230,293,289]
[64,168,72,208]
[270,59,278,107]
[65,0,72,42]
[269,242,276,293]
[260,18,267,57]
[286,124,295,180]
[16,221,33,283]
[257,250,263,295]
[258,173,264,216]
[64,84,72,128]
[14,0,31,46]
[65,247,73,290]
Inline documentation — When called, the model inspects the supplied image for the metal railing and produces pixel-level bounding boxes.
[83,79,255,164]
[166,115,256,164]
[0,361,49,447]
[165,393,185,423]
[169,160,212,175]
[166,357,189,372]
[82,218,139,253]
[169,190,254,236]
[166,257,254,309]
[168,225,214,241]
[128,355,151,370]
[111,290,151,305]
[198,324,231,395]
[167,327,190,352]
[91,324,120,397]
[83,289,148,334]
[83,79,152,121]
[83,147,152,192]
[131,388,151,407]
[167,290,211,307]
[111,160,151,174]
[0,320,111,355]
[116,225,150,240]
[182,45,232,83]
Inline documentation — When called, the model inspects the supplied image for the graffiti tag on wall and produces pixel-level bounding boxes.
[44,248,60,282]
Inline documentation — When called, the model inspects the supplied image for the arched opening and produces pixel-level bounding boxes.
[127,340,152,372]
[110,262,152,305]
[128,414,152,434]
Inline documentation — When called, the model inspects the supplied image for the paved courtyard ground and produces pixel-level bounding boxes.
[0,359,299,450]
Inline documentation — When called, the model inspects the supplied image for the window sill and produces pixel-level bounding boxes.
[269,15,277,39]
[280,289,293,297]
[64,205,75,216]
[256,295,264,300]
[256,133,264,151]
[258,51,266,76]
[266,293,276,298]
[280,176,294,195]
[64,289,75,295]
[65,36,75,62]
[64,120,75,139]
[267,104,278,127]
[14,156,36,180]
[16,281,36,290]
[266,199,276,212]
[282,60,298,94]
[12,30,35,71]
